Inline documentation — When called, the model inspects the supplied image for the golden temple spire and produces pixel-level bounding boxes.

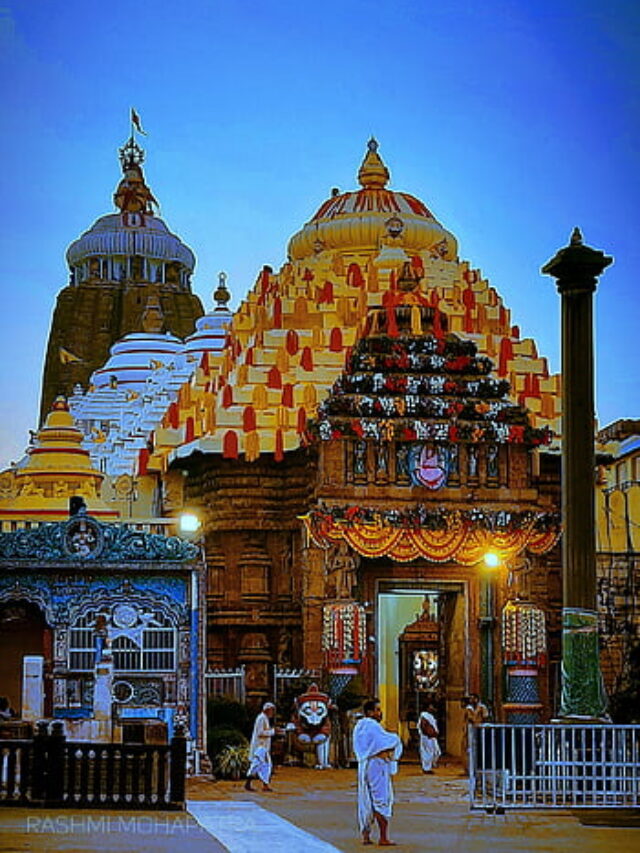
[357,137,390,189]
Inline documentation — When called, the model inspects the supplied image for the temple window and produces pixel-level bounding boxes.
[131,254,144,281]
[67,609,176,673]
[165,262,180,285]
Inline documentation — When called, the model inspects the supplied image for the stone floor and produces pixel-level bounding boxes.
[186,758,640,852]
[1,759,638,851]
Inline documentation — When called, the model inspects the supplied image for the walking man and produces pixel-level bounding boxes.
[418,702,441,773]
[353,699,403,846]
[245,701,277,791]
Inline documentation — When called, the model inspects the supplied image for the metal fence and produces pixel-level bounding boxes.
[273,667,321,706]
[470,723,640,811]
[204,666,245,703]
[0,722,187,809]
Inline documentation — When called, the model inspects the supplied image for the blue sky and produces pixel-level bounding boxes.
[0,0,638,466]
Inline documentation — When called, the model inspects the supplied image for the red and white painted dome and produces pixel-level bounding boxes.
[287,139,458,261]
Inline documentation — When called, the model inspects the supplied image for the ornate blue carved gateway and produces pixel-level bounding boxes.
[0,516,203,750]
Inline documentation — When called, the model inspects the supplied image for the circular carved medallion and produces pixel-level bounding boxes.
[63,516,104,559]
[112,604,138,629]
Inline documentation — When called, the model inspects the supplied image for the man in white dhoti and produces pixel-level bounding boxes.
[353,699,403,846]
[418,702,441,773]
[245,701,277,791]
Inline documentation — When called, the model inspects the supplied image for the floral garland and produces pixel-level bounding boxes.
[322,602,367,667]
[502,600,547,665]
[333,372,510,397]
[313,416,552,446]
[311,502,560,533]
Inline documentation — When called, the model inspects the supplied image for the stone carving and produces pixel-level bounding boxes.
[0,517,198,563]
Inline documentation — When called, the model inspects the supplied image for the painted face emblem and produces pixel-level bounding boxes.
[299,699,328,726]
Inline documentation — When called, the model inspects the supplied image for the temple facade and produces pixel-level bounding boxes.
[139,140,564,755]
[5,134,638,758]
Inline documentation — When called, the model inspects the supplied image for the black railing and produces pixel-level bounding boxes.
[0,722,187,809]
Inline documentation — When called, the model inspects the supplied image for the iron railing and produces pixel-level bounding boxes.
[470,723,640,811]
[204,666,245,702]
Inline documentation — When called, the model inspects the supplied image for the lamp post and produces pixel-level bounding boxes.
[542,229,611,719]
[177,510,206,767]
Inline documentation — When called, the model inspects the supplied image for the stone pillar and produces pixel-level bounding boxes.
[542,228,612,718]
[22,656,45,721]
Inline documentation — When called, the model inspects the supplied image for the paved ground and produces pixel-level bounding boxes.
[0,808,226,852]
[1,760,638,851]
[187,758,640,853]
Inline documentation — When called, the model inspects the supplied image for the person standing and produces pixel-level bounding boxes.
[245,701,277,792]
[353,699,403,846]
[418,702,441,774]
[462,693,489,773]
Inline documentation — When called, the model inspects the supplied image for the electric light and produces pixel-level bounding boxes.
[483,552,501,569]
[178,512,201,534]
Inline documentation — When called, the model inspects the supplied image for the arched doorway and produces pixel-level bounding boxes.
[0,600,50,717]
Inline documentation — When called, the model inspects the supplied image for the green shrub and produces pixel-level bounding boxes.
[214,744,250,780]
[207,697,251,735]
[207,726,248,762]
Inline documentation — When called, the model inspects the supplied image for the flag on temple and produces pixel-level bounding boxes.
[131,108,147,135]
[59,347,83,364]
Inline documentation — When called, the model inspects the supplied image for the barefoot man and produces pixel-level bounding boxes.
[245,701,277,792]
[353,698,403,846]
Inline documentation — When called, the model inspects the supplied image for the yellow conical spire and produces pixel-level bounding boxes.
[357,138,390,189]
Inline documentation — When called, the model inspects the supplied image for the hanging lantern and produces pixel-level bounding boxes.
[322,602,367,671]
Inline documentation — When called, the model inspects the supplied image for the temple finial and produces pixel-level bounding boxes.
[214,271,231,308]
[114,135,158,217]
[570,227,583,246]
[358,137,390,189]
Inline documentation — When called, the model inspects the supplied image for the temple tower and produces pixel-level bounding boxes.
[39,135,204,423]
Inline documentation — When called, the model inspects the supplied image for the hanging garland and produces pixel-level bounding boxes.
[303,505,560,565]
[313,416,551,446]
[502,600,547,665]
[322,602,367,669]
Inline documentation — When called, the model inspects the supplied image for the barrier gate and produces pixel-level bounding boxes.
[469,723,640,811]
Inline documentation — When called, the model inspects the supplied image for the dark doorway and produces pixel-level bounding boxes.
[0,600,49,716]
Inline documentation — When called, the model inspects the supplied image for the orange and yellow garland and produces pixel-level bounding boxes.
[302,509,559,565]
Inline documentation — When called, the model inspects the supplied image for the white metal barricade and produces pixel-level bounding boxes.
[470,723,640,811]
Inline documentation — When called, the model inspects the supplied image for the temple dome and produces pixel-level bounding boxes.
[90,331,184,391]
[66,213,195,270]
[183,272,233,359]
[287,139,458,261]
[0,397,118,520]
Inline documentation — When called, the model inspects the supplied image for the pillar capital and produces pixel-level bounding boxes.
[541,227,613,294]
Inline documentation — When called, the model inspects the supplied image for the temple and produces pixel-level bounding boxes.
[1,135,638,763]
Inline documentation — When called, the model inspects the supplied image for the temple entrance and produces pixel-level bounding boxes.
[377,582,468,758]
[0,600,50,717]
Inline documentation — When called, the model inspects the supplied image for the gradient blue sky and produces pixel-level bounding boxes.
[0,0,638,467]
